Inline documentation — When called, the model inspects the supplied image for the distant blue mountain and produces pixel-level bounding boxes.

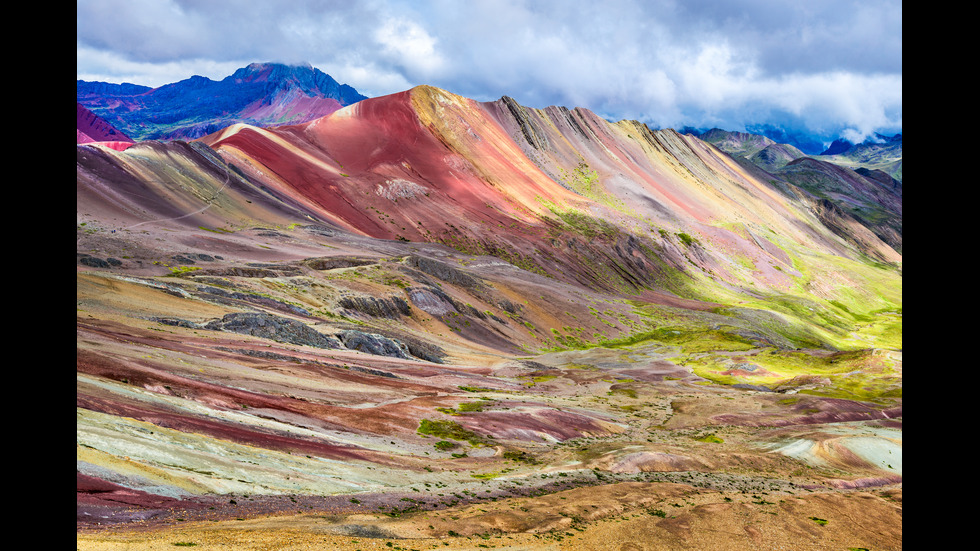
[679,125,831,155]
[819,133,903,156]
[743,124,827,155]
[77,62,368,141]
[821,139,854,156]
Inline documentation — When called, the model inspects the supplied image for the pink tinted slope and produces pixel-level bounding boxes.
[77,103,135,151]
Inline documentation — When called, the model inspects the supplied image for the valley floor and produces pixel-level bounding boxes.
[76,214,901,550]
[76,481,901,550]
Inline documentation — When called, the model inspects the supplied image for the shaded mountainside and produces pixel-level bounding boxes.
[696,128,777,158]
[691,127,901,254]
[774,157,902,254]
[77,62,367,141]
[701,127,903,184]
[695,127,902,181]
[695,128,807,171]
[744,124,828,156]
[819,134,903,182]
[76,83,901,544]
[76,102,133,149]
[748,143,808,172]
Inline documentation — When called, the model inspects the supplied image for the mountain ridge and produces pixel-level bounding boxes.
[81,82,901,315]
[78,63,901,169]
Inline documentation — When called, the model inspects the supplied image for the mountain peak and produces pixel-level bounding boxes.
[232,62,314,82]
[77,63,368,141]
[225,62,367,105]
[820,138,854,156]
[697,128,777,158]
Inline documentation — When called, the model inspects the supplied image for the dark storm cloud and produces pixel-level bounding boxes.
[76,0,901,142]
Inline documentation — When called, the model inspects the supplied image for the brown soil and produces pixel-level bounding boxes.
[77,483,902,550]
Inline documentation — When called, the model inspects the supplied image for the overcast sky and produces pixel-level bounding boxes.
[77,0,902,143]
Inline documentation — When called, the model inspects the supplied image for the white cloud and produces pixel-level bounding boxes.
[374,17,446,79]
[76,0,902,140]
[76,44,245,87]
[312,60,415,98]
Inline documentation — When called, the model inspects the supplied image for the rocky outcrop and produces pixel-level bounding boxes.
[406,286,457,316]
[398,336,447,364]
[338,296,411,319]
[405,256,484,291]
[172,253,220,264]
[175,312,444,362]
[337,330,412,360]
[498,95,549,151]
[204,312,343,349]
[303,256,377,270]
[197,287,311,316]
[78,254,122,268]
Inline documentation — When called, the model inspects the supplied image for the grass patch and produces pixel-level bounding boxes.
[457,401,489,413]
[418,419,488,447]
[550,331,594,350]
[437,400,491,415]
[166,265,202,277]
[555,161,632,214]
[458,385,495,393]
[433,230,548,276]
[603,327,755,353]
[685,346,901,403]
[676,232,696,246]
[546,206,619,240]
[608,387,637,399]
[198,226,234,234]
[828,300,874,322]
[502,449,539,464]
[471,469,514,480]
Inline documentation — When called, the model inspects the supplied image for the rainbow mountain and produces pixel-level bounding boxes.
[76,67,902,547]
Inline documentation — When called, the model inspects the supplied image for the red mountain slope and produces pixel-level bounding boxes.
[198,85,899,294]
[76,102,134,151]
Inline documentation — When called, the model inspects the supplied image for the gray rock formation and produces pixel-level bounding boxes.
[204,312,342,349]
[337,330,412,359]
